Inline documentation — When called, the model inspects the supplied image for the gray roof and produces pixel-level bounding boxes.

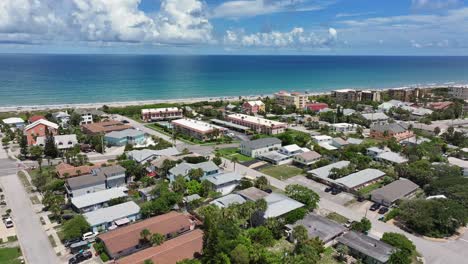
[308,161,350,180]
[36,134,78,149]
[286,213,346,243]
[295,151,322,162]
[74,109,105,116]
[105,129,145,139]
[83,201,140,227]
[361,112,389,121]
[211,119,250,131]
[371,178,419,204]
[237,187,269,201]
[264,193,304,218]
[67,173,106,190]
[337,231,394,263]
[377,151,408,164]
[71,188,127,209]
[210,194,246,208]
[336,169,386,189]
[183,194,201,203]
[204,172,243,186]
[260,151,290,162]
[95,165,126,177]
[371,123,408,134]
[241,137,281,150]
[332,137,349,146]
[347,138,363,145]
[169,161,219,176]
[127,147,180,163]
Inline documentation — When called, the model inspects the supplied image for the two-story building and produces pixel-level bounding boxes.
[24,119,59,145]
[239,137,282,158]
[370,123,413,142]
[141,107,183,122]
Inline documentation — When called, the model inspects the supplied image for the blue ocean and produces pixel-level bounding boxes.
[1,54,468,106]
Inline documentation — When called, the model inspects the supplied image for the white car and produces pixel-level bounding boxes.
[82,232,98,242]
[4,217,13,228]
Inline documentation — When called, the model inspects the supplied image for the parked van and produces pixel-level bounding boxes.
[69,241,89,254]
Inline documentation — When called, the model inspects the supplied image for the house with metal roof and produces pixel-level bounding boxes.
[361,112,389,125]
[285,213,346,245]
[66,173,107,197]
[127,147,180,163]
[105,129,146,146]
[240,137,282,158]
[210,193,247,208]
[307,161,351,183]
[336,169,386,191]
[371,178,419,206]
[370,123,413,142]
[293,151,322,167]
[375,151,408,165]
[203,171,243,195]
[2,117,25,128]
[259,151,292,165]
[35,134,78,150]
[168,161,220,182]
[93,165,127,188]
[337,231,394,264]
[84,201,141,233]
[71,187,128,213]
[263,193,304,218]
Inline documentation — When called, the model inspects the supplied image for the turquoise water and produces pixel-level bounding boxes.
[1,55,468,106]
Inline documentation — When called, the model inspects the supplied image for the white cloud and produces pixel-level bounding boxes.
[211,0,329,19]
[224,27,337,48]
[0,0,213,45]
[411,0,462,10]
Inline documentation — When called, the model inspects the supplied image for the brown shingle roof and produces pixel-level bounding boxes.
[99,212,194,256]
[296,151,322,161]
[81,121,131,134]
[116,229,203,264]
[55,162,105,178]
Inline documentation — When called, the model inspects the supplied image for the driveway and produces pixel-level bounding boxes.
[0,158,59,264]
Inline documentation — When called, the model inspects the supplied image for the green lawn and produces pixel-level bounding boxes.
[357,182,382,197]
[326,212,349,224]
[0,247,22,264]
[216,148,254,162]
[259,165,303,180]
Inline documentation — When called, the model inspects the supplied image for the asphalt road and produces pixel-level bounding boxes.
[0,157,59,264]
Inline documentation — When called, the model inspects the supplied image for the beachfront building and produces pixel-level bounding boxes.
[2,117,25,128]
[105,129,146,146]
[242,100,265,114]
[35,134,78,150]
[370,123,413,142]
[226,113,287,135]
[84,201,141,232]
[24,119,59,145]
[74,109,105,125]
[81,120,132,135]
[141,107,183,122]
[274,91,309,109]
[53,111,71,127]
[388,87,429,102]
[332,89,381,103]
[448,86,468,100]
[172,118,227,141]
[97,211,197,260]
[240,137,282,158]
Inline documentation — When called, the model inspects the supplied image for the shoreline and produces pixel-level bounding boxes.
[0,84,465,113]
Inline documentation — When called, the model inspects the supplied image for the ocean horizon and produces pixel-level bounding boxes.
[2,54,468,107]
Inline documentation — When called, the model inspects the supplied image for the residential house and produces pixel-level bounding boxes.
[375,151,408,165]
[293,151,322,167]
[305,102,328,112]
[74,109,105,125]
[371,178,419,206]
[448,157,468,177]
[237,187,269,201]
[168,161,220,182]
[370,123,413,142]
[84,201,141,233]
[239,137,282,158]
[66,173,107,197]
[141,107,183,122]
[307,161,351,185]
[361,112,389,125]
[366,147,389,158]
[2,117,25,128]
[337,231,394,264]
[94,165,127,188]
[81,121,132,135]
[279,144,310,156]
[24,119,59,145]
[242,100,265,114]
[172,118,227,141]
[35,134,78,150]
[335,169,386,191]
[28,115,45,123]
[227,113,287,135]
[127,147,180,163]
[259,151,292,165]
[331,138,350,149]
[330,123,359,133]
[286,213,346,245]
[53,111,70,126]
[210,193,247,208]
[98,211,196,259]
[56,162,103,178]
[71,187,128,213]
[115,229,203,264]
[312,135,337,150]
[427,101,454,110]
[139,186,157,201]
[105,129,146,146]
[274,91,309,109]
[203,172,243,195]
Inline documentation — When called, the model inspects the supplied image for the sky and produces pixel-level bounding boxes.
[1,0,468,55]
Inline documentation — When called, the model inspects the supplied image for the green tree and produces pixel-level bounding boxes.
[19,135,28,159]
[351,218,372,233]
[150,233,165,246]
[186,180,202,195]
[231,156,239,171]
[254,176,269,191]
[285,184,320,211]
[140,228,151,244]
[62,215,90,240]
[292,225,309,244]
[188,168,204,181]
[230,244,250,264]
[43,130,58,158]
[388,250,411,264]
[172,176,187,194]
[247,226,275,247]
[381,233,416,256]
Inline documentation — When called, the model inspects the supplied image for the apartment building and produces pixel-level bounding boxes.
[141,107,183,122]
[226,113,287,135]
[449,86,468,100]
[171,118,226,141]
[331,89,381,103]
[274,91,309,109]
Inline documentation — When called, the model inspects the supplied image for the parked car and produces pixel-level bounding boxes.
[63,238,82,248]
[331,188,342,195]
[70,241,90,254]
[82,232,98,242]
[68,251,92,264]
[324,187,332,193]
[4,217,13,228]
[344,219,354,228]
[370,203,381,211]
[378,207,389,214]
[121,120,130,124]
[357,196,365,202]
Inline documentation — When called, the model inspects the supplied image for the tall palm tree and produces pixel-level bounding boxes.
[140,228,151,244]
[231,156,239,171]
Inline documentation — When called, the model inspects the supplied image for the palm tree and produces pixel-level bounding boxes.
[140,228,151,244]
[144,260,154,264]
[231,156,239,171]
[150,233,165,246]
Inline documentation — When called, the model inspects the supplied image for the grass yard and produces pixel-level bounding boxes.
[320,247,341,264]
[357,182,382,197]
[216,148,254,162]
[268,238,294,253]
[326,212,349,224]
[0,247,22,264]
[259,165,303,180]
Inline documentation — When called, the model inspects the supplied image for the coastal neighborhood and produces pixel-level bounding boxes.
[1,86,468,264]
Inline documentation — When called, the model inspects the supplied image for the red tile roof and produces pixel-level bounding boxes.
[28,115,46,123]
[115,229,203,264]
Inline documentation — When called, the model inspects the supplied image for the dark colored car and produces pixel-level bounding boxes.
[331,188,342,195]
[378,207,389,214]
[357,196,365,202]
[68,251,92,264]
[121,120,130,124]
[324,187,332,193]
[63,238,81,248]
[264,189,273,194]
[370,203,381,211]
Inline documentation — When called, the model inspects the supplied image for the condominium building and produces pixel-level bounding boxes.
[331,89,381,103]
[141,107,183,122]
[274,91,309,109]
[388,87,429,102]
[449,86,468,100]
[171,118,227,141]
[226,113,287,135]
